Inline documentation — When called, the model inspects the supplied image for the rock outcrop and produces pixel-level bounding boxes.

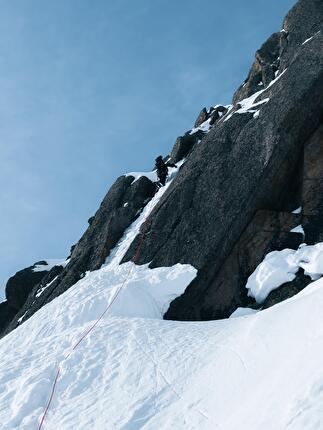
[5,263,48,311]
[194,108,208,128]
[233,32,281,104]
[169,133,199,164]
[0,262,52,334]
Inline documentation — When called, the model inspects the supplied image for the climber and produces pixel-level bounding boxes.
[155,156,177,187]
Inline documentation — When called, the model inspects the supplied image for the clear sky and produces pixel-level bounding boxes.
[0,0,296,297]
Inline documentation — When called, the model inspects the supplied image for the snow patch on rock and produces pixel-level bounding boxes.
[225,69,287,122]
[290,224,304,235]
[33,259,69,273]
[246,243,323,303]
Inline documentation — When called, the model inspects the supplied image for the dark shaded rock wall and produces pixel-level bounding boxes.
[0,262,50,334]
[165,210,303,320]
[169,133,199,164]
[280,0,323,70]
[0,301,16,334]
[302,123,323,243]
[5,263,48,310]
[262,270,312,309]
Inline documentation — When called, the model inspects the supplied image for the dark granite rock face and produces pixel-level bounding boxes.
[280,0,323,71]
[233,0,323,105]
[169,134,199,164]
[67,175,156,273]
[262,270,312,309]
[194,108,208,128]
[124,32,323,272]
[164,210,303,321]
[209,106,228,125]
[0,261,53,334]
[302,123,323,243]
[1,264,65,334]
[5,175,156,334]
[5,263,48,311]
[233,32,281,104]
[0,301,17,334]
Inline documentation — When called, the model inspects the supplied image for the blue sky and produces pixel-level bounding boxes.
[0,0,295,297]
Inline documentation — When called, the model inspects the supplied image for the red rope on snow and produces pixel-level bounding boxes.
[37,217,150,429]
[37,366,60,430]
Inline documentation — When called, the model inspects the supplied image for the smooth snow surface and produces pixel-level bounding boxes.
[246,243,323,303]
[33,259,69,272]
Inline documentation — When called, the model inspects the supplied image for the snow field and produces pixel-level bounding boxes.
[2,274,323,429]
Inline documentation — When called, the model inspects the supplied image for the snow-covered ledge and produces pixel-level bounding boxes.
[246,242,323,304]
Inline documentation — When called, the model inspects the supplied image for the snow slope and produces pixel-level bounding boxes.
[1,169,323,429]
[2,272,323,429]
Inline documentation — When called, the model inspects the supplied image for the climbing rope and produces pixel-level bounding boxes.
[37,218,150,430]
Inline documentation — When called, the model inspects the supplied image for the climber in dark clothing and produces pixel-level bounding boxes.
[155,156,177,187]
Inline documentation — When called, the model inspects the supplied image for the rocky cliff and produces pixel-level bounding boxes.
[1,0,323,335]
